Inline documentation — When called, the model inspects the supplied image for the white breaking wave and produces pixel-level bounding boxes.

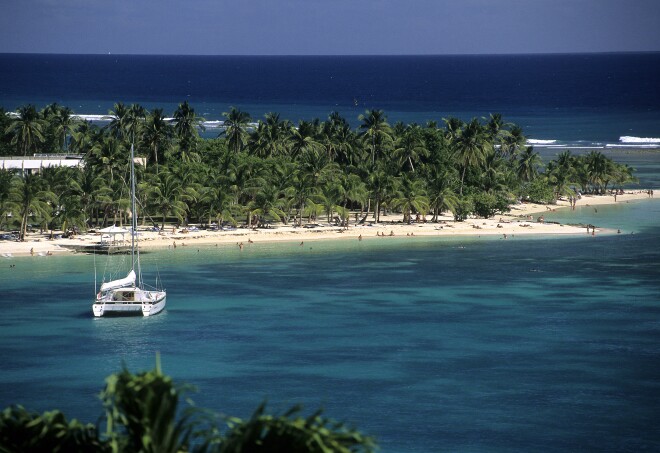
[606,143,660,149]
[72,114,113,122]
[527,139,557,145]
[619,136,660,144]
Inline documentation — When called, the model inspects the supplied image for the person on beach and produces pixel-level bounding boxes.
[30,248,34,256]
[358,234,362,241]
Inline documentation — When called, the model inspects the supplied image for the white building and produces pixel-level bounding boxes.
[0,154,84,174]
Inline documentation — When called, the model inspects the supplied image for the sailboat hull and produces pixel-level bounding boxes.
[93,288,166,317]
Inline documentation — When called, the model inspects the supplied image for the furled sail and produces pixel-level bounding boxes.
[100,270,136,292]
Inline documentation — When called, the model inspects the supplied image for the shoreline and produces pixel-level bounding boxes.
[1,190,655,258]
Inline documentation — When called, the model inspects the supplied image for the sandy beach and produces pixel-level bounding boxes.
[0,190,655,258]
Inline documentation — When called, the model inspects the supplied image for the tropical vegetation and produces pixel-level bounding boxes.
[0,357,376,452]
[0,104,637,237]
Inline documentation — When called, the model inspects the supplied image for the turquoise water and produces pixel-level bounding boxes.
[1,200,659,452]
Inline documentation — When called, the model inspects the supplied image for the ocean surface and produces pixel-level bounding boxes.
[1,53,660,149]
[1,53,660,452]
[1,199,660,452]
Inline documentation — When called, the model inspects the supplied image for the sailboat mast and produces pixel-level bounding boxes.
[130,143,139,280]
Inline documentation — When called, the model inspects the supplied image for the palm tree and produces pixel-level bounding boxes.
[443,116,464,143]
[322,119,357,165]
[288,120,322,159]
[88,136,125,187]
[499,124,526,160]
[432,187,460,222]
[248,184,287,227]
[41,167,86,234]
[393,124,428,172]
[49,106,76,152]
[0,169,13,229]
[147,169,191,229]
[6,105,45,156]
[481,152,509,194]
[105,102,130,141]
[584,150,610,193]
[140,109,172,173]
[453,118,491,194]
[517,146,541,183]
[365,164,395,223]
[358,109,393,164]
[314,177,343,224]
[248,112,290,158]
[195,168,236,226]
[6,173,57,241]
[126,103,147,145]
[221,106,251,154]
[391,175,429,224]
[173,101,204,161]
[69,120,97,155]
[546,150,577,199]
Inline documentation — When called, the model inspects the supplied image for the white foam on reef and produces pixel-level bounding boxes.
[527,139,557,145]
[619,136,660,144]
[606,143,660,149]
[72,114,112,122]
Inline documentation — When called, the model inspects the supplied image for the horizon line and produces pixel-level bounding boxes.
[1,50,660,58]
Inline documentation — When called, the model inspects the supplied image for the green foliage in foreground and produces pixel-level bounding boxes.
[0,359,376,453]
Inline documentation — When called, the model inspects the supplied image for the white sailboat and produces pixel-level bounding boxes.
[92,144,166,317]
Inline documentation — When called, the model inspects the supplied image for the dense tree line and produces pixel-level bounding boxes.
[0,103,637,240]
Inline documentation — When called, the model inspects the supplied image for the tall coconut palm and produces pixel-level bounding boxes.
[126,103,147,145]
[499,124,526,160]
[248,184,287,227]
[105,102,130,141]
[391,175,429,224]
[7,173,57,241]
[89,136,125,187]
[141,109,172,173]
[0,169,13,229]
[221,107,251,154]
[41,167,86,234]
[517,146,541,183]
[147,169,191,229]
[69,120,97,155]
[173,101,204,161]
[358,109,393,164]
[584,150,610,193]
[288,120,322,159]
[47,106,77,152]
[365,165,396,223]
[453,118,491,195]
[443,116,465,143]
[6,105,45,156]
[546,150,576,198]
[393,124,428,172]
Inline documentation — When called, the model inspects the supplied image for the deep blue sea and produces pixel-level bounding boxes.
[1,54,660,452]
[1,53,660,148]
